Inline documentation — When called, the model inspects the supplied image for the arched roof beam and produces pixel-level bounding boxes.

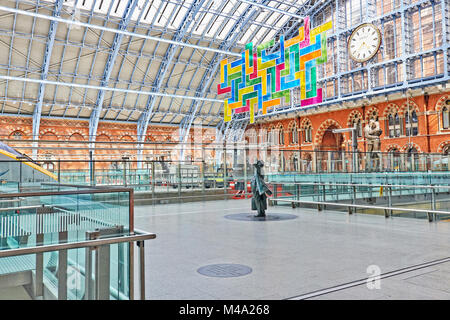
[178,0,271,145]
[136,0,209,145]
[31,0,63,159]
[0,5,241,57]
[88,0,140,144]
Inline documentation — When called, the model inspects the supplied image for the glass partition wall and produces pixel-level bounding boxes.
[0,187,154,300]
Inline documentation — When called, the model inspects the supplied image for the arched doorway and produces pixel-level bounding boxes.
[406,147,419,172]
[301,153,312,172]
[318,125,344,172]
[387,147,400,171]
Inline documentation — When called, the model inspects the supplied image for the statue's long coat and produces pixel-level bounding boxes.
[251,173,271,212]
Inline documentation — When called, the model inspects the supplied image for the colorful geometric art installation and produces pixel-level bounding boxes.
[217,17,332,124]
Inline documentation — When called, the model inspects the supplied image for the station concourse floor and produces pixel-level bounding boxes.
[134,199,450,300]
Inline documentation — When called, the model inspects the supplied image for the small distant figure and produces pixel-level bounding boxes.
[251,160,273,217]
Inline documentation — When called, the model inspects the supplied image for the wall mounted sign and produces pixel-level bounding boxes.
[218,17,332,124]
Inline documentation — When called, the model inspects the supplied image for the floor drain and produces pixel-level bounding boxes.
[197,264,252,278]
[224,213,298,221]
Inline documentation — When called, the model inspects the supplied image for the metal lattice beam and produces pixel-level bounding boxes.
[137,0,208,139]
[88,0,139,146]
[31,0,63,159]
[179,0,272,148]
[136,0,209,162]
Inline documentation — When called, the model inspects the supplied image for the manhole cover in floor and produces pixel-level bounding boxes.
[224,213,298,221]
[197,264,252,278]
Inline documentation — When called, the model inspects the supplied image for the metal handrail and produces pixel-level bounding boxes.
[271,198,450,217]
[0,230,155,258]
[0,229,155,300]
[268,181,450,190]
[0,205,44,212]
[0,187,134,199]
[0,187,135,245]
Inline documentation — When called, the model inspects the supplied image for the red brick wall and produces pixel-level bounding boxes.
[246,92,450,155]
[0,117,215,170]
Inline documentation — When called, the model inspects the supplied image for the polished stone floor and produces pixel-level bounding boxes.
[134,199,450,300]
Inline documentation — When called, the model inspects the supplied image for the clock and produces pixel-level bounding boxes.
[348,23,381,63]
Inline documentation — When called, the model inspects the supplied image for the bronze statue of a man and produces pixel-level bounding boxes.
[251,160,273,217]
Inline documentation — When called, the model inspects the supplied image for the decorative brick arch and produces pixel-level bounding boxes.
[365,106,379,121]
[302,152,313,161]
[437,140,450,153]
[382,103,400,117]
[400,100,420,117]
[287,120,297,130]
[96,133,111,141]
[385,143,401,152]
[119,134,135,141]
[40,129,58,140]
[314,119,342,146]
[300,118,312,129]
[400,142,422,153]
[346,110,363,127]
[40,128,57,135]
[435,94,450,113]
[68,131,85,141]
[9,129,30,139]
[244,128,257,144]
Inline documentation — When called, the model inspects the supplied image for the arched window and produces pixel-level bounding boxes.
[405,108,418,136]
[304,125,312,143]
[248,130,257,144]
[442,106,450,129]
[443,144,450,155]
[41,152,55,172]
[350,114,362,137]
[367,109,379,121]
[300,119,313,144]
[11,131,24,140]
[278,126,284,145]
[388,147,400,171]
[387,112,401,137]
[42,162,55,172]
[406,147,419,171]
[289,124,299,145]
[291,154,299,171]
[268,127,276,145]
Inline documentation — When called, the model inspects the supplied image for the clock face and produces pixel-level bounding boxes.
[348,23,381,63]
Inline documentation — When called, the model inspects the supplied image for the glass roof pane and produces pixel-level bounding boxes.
[275,15,290,29]
[193,13,215,35]
[171,6,188,28]
[239,25,258,44]
[254,9,270,23]
[142,0,162,23]
[155,2,176,27]
[259,29,277,44]
[131,0,152,22]
[264,12,280,29]
[111,0,130,19]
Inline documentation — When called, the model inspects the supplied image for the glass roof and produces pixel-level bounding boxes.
[59,0,307,45]
[0,0,311,127]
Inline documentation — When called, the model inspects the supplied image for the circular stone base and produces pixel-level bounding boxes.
[224,213,298,221]
[197,264,252,278]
